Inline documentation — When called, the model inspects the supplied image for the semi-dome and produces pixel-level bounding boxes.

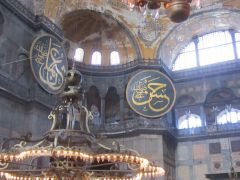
[61,10,139,66]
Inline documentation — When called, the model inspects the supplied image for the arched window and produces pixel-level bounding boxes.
[173,30,238,71]
[91,51,101,65]
[217,108,240,124]
[173,42,197,71]
[198,31,234,66]
[105,87,120,123]
[74,48,84,62]
[110,51,120,65]
[178,113,202,129]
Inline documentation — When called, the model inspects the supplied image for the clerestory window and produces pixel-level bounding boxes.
[91,51,101,65]
[110,51,120,65]
[173,30,239,71]
[74,48,84,62]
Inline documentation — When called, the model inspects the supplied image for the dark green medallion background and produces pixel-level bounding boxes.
[30,35,68,94]
[126,70,176,118]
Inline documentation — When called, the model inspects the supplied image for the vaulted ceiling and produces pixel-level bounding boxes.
[16,0,240,62]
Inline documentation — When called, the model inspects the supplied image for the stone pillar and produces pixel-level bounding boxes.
[100,95,106,127]
[194,38,200,66]
[119,95,125,122]
[230,29,238,60]
[166,111,173,127]
[174,109,179,128]
[200,105,206,126]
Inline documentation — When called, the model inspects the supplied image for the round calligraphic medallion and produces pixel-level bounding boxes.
[30,35,67,94]
[126,70,176,118]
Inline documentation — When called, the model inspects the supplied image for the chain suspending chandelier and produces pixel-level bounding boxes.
[0,69,165,180]
[121,0,192,23]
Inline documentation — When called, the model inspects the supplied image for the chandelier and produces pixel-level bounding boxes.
[0,68,165,180]
[121,0,192,23]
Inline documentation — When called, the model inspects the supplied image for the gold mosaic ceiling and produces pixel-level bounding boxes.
[61,10,120,43]
[17,0,240,61]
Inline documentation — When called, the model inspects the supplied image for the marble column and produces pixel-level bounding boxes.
[200,105,206,126]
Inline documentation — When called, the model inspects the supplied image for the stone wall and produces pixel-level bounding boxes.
[0,93,51,139]
[0,2,54,141]
[2,1,240,180]
[109,135,165,180]
[16,0,240,62]
[176,137,240,180]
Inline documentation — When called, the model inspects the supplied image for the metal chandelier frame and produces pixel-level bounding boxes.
[0,69,165,180]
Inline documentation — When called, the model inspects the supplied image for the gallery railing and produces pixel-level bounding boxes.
[90,116,240,139]
[89,115,171,133]
[173,59,240,81]
[175,122,240,138]
[74,59,168,75]
[74,58,240,80]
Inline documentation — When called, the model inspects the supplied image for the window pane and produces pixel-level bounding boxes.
[173,42,197,71]
[235,32,240,59]
[91,51,101,65]
[230,111,238,123]
[178,114,202,129]
[110,51,120,65]
[188,115,202,128]
[198,31,232,49]
[237,111,240,121]
[198,31,235,66]
[217,108,240,124]
[218,113,227,124]
[173,30,237,71]
[74,48,84,62]
[179,119,188,129]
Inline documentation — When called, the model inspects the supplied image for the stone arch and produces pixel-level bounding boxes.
[204,87,236,125]
[86,86,101,114]
[176,95,195,107]
[156,9,240,69]
[205,88,236,105]
[105,86,120,123]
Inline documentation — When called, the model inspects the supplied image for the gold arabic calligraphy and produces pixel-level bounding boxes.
[33,37,66,91]
[132,76,170,112]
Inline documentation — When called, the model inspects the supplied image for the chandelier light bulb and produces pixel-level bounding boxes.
[154,10,160,19]
[129,3,135,10]
[139,5,146,13]
[0,69,165,179]
[122,0,192,23]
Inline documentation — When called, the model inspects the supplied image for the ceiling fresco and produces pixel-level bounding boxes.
[17,0,240,61]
